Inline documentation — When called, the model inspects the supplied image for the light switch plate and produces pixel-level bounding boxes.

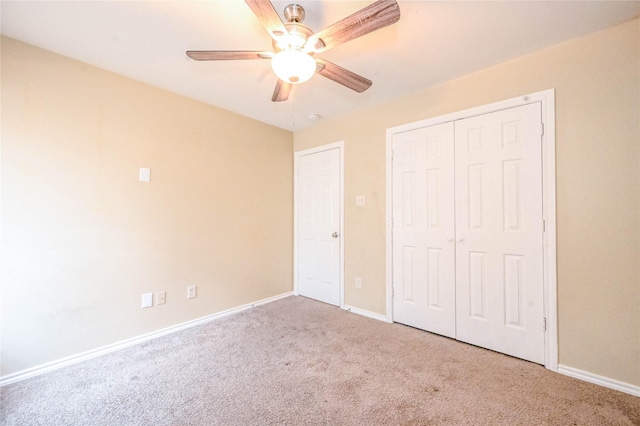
[141,292,153,308]
[187,285,197,299]
[139,167,151,182]
[356,195,366,207]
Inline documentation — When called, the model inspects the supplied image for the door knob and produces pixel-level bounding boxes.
[332,232,339,238]
[457,237,465,243]
[446,237,454,242]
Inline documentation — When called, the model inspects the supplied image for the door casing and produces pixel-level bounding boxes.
[385,89,557,371]
[294,141,345,307]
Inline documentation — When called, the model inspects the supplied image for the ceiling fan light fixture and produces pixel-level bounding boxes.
[271,48,316,84]
[187,0,401,102]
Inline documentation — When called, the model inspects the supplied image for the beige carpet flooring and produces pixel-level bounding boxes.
[1,295,639,425]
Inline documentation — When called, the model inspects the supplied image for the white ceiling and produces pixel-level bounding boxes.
[2,1,639,131]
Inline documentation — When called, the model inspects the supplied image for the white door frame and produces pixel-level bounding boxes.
[385,89,558,371]
[294,141,345,308]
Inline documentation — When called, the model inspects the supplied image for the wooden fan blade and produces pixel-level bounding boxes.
[272,79,292,102]
[315,58,372,93]
[306,0,400,53]
[186,51,273,61]
[245,0,289,41]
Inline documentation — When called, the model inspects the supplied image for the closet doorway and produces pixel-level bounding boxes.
[386,91,557,367]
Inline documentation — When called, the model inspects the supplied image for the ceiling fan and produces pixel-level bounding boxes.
[186,0,400,102]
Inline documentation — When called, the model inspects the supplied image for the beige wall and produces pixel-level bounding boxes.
[1,37,293,376]
[295,19,640,386]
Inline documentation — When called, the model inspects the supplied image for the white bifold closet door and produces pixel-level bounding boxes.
[454,103,544,364]
[392,122,456,338]
[392,103,544,364]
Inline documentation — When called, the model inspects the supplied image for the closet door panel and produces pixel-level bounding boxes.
[454,103,544,364]
[392,122,456,338]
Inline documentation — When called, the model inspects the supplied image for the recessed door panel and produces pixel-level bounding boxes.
[402,171,415,228]
[320,182,334,226]
[402,245,416,303]
[426,248,442,309]
[503,160,522,231]
[504,254,524,328]
[468,251,487,320]
[426,169,441,229]
[468,164,485,230]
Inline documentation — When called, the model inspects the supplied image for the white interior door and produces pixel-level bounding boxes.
[392,122,456,338]
[454,103,544,364]
[296,147,341,306]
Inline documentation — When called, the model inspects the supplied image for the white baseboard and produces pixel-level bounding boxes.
[557,364,640,397]
[0,292,293,387]
[342,305,392,323]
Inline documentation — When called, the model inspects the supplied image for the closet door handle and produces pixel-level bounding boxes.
[457,237,465,243]
[446,237,454,243]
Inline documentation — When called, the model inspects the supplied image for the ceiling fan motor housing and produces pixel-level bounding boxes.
[284,4,305,23]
